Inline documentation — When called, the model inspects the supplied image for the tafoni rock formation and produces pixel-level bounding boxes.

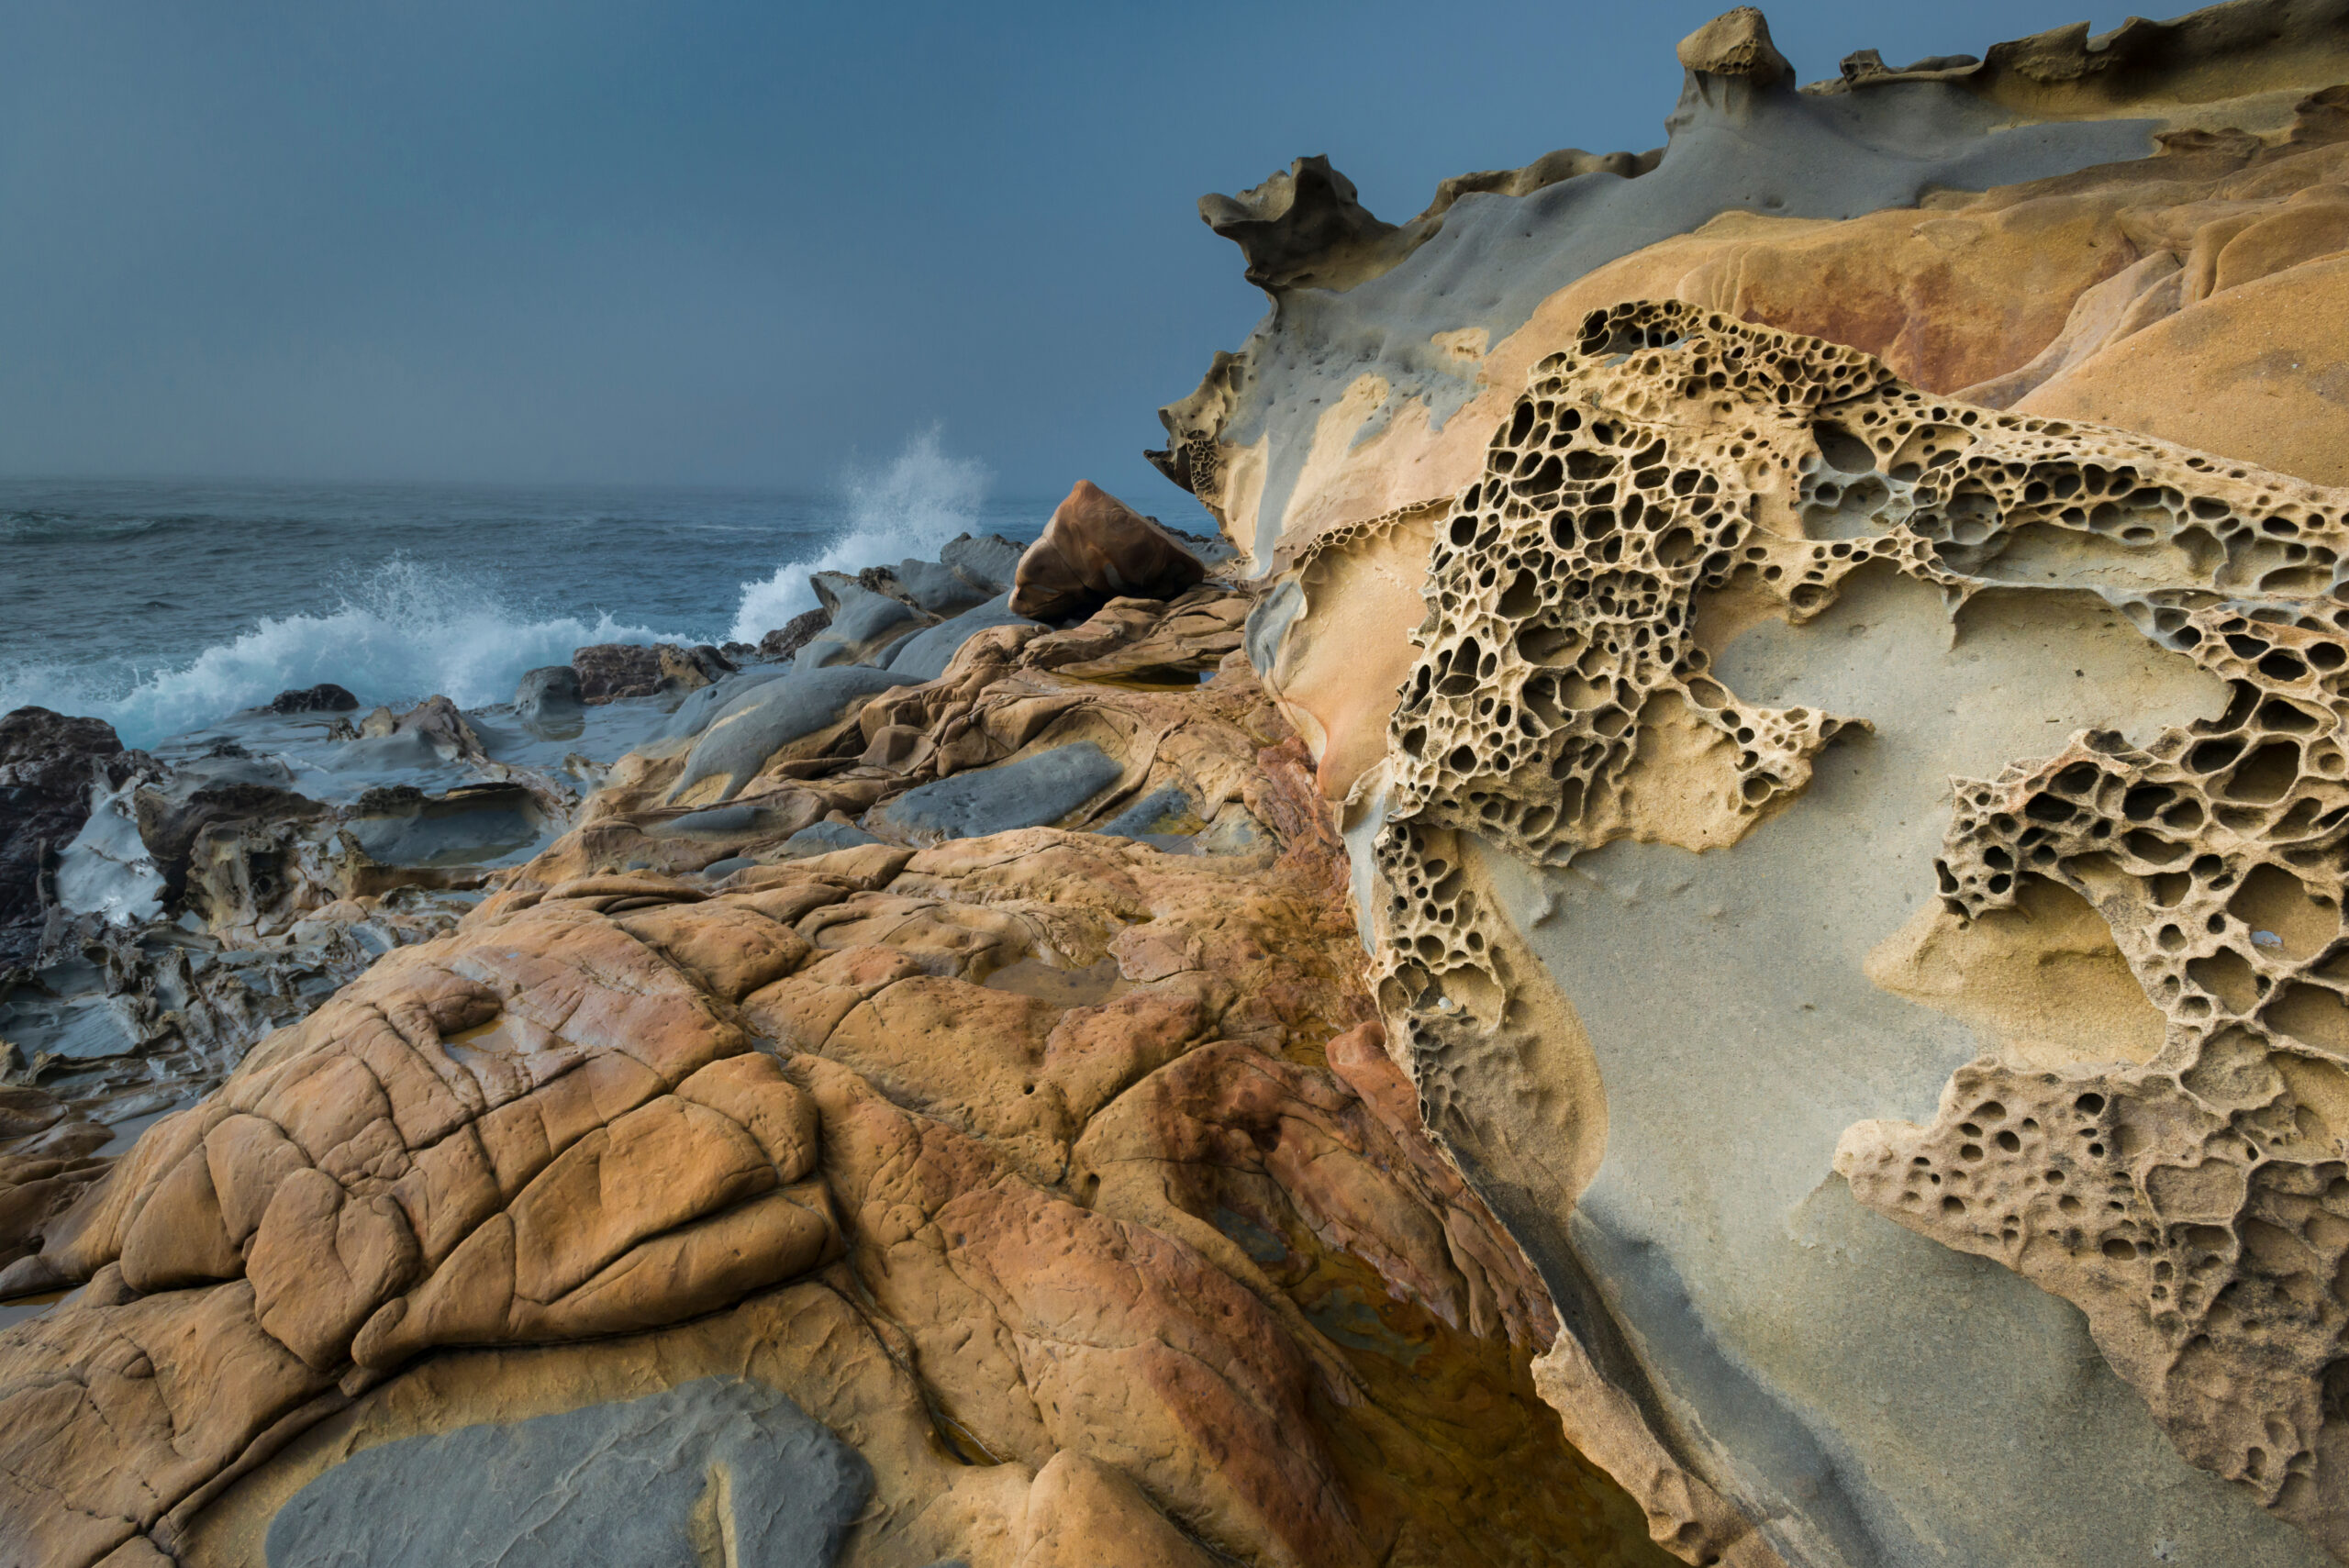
[17,1,2349,1563]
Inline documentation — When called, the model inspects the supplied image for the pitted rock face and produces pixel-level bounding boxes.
[1353,297,2349,1557]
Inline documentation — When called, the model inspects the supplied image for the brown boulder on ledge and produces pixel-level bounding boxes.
[1009,480,1207,622]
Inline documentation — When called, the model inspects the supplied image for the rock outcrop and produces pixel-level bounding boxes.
[1165,0,2349,576]
[1192,4,2349,1563]
[28,2,2349,1563]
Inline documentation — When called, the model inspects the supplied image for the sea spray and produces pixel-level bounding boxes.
[0,557,686,750]
[726,428,994,645]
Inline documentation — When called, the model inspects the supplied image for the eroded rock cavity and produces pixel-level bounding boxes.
[1353,299,2349,1560]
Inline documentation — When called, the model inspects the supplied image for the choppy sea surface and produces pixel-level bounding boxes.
[0,434,1138,749]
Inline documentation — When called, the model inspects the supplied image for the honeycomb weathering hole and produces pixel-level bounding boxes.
[1356,297,2349,1553]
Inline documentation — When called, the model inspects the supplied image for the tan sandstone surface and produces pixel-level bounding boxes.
[0,583,1668,1567]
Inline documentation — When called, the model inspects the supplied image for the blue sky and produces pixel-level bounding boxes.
[0,0,2143,504]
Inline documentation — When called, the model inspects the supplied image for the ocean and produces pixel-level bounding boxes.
[0,433,1164,750]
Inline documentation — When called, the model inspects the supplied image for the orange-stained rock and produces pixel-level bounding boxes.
[0,576,1667,1568]
[1009,481,1208,622]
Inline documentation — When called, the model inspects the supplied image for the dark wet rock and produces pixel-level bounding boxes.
[263,1378,871,1568]
[881,595,1045,683]
[760,608,831,662]
[0,709,125,968]
[573,643,663,702]
[263,684,360,715]
[341,781,549,870]
[1009,483,1207,623]
[133,767,329,911]
[867,742,1123,842]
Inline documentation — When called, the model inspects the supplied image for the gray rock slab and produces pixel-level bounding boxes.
[670,666,916,805]
[777,820,883,858]
[660,668,795,742]
[795,584,928,671]
[869,742,1122,841]
[940,532,1025,592]
[511,666,583,733]
[263,1377,870,1568]
[1096,784,1199,839]
[891,557,992,617]
[881,595,1043,683]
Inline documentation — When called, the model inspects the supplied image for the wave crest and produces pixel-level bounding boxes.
[725,428,993,645]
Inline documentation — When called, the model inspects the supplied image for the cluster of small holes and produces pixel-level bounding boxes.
[1353,298,2349,1538]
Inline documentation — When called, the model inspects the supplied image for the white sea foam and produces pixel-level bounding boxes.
[725,428,992,645]
[0,558,685,750]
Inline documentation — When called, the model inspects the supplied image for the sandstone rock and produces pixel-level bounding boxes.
[262,684,360,716]
[1008,482,1207,622]
[0,606,1665,1566]
[0,708,123,966]
[1250,297,2349,1563]
[1675,6,1789,83]
[1161,7,2349,573]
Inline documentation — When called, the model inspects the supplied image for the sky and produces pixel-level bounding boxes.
[0,0,2147,506]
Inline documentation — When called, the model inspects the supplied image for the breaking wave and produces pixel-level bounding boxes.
[725,428,992,645]
[0,557,687,750]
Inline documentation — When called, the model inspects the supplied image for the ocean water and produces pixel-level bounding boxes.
[0,433,1126,750]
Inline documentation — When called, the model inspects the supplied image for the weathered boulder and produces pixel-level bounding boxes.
[1009,482,1208,622]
